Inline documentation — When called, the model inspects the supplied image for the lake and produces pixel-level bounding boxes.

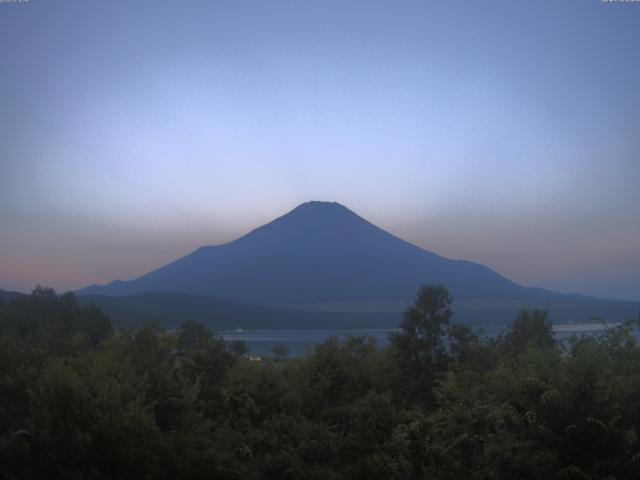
[220,323,632,357]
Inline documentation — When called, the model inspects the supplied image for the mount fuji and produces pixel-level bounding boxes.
[77,201,638,325]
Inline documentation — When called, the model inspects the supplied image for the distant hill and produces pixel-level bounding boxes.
[77,201,639,325]
[77,292,395,330]
[75,291,639,330]
[3,288,635,330]
[0,289,28,302]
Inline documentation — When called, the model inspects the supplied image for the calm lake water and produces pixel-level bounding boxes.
[220,323,632,357]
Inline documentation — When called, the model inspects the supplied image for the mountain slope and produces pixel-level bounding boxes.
[79,201,527,303]
[0,289,28,302]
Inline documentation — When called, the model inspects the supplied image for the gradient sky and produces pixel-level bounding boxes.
[1,0,639,300]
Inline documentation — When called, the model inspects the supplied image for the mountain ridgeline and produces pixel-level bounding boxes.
[80,201,524,301]
[77,201,639,326]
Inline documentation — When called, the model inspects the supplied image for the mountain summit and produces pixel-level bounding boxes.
[79,201,524,304]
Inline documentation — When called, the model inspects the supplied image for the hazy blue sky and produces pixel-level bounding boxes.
[1,0,639,300]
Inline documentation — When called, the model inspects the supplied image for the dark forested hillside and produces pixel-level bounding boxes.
[1,286,639,479]
[75,290,640,330]
[75,292,396,330]
[0,290,27,303]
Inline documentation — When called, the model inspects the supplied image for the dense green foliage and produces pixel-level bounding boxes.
[1,285,639,479]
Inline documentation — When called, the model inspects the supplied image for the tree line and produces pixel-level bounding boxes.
[1,285,639,479]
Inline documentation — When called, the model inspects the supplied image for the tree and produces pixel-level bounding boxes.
[177,320,214,353]
[230,340,250,356]
[272,345,289,362]
[389,285,453,405]
[502,309,554,355]
[448,324,478,362]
